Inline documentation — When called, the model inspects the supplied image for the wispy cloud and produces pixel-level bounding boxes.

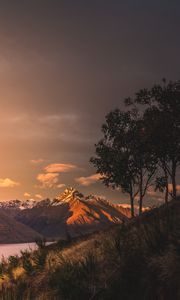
[0,178,20,188]
[39,114,78,124]
[24,192,31,198]
[75,174,101,186]
[36,173,59,188]
[44,163,78,173]
[30,158,44,164]
[36,162,75,189]
[35,194,43,200]
[57,183,66,189]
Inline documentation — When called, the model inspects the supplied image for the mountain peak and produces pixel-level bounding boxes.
[55,187,84,203]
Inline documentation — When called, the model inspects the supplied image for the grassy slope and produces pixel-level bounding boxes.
[0,199,180,300]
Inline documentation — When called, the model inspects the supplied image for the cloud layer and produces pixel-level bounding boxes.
[30,158,44,164]
[24,192,31,198]
[37,173,59,189]
[0,178,20,188]
[36,162,78,189]
[44,163,78,173]
[75,174,101,186]
[0,1,179,201]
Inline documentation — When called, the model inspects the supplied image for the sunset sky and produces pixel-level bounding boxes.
[0,0,179,203]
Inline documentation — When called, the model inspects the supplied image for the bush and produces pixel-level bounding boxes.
[21,250,34,275]
[48,252,99,300]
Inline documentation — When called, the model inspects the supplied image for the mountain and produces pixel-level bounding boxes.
[0,199,39,218]
[0,210,42,243]
[16,188,131,239]
[1,199,179,299]
[0,198,38,210]
[0,188,131,241]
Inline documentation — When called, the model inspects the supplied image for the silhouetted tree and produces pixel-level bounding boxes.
[134,79,180,200]
[91,80,180,212]
[90,109,157,215]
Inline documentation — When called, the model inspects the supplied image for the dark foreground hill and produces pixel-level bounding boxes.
[0,210,42,243]
[0,199,180,299]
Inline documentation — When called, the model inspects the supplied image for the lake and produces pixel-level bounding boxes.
[0,243,44,260]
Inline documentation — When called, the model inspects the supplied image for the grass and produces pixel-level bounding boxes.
[0,199,180,299]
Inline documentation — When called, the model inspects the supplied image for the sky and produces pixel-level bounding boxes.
[0,0,179,204]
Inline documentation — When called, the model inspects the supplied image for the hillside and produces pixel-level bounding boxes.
[15,188,131,238]
[0,210,42,243]
[0,199,180,299]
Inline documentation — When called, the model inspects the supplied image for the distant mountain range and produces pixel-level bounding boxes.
[0,188,131,243]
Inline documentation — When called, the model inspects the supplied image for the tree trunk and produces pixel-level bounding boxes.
[164,168,169,204]
[130,193,134,217]
[165,183,169,204]
[139,196,143,215]
[171,161,177,199]
[139,171,143,215]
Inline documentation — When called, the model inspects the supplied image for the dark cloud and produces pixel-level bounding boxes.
[0,0,179,201]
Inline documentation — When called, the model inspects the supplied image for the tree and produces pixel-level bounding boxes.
[142,106,170,203]
[90,109,157,216]
[134,80,180,200]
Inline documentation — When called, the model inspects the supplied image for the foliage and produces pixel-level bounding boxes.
[90,108,157,215]
[35,237,46,250]
[91,79,180,214]
[8,255,19,270]
[49,252,99,300]
[33,249,47,270]
[21,250,34,275]
[134,79,180,200]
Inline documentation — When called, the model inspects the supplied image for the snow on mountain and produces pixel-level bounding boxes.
[52,187,84,205]
[16,188,131,239]
[0,199,38,210]
[0,188,131,218]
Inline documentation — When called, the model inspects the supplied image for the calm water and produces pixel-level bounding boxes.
[0,243,39,260]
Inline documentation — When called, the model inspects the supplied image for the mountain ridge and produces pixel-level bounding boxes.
[15,187,131,238]
[0,188,131,242]
[0,187,131,214]
[0,210,42,243]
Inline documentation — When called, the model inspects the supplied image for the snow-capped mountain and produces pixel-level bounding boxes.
[0,188,131,241]
[0,199,38,210]
[15,187,131,238]
[50,188,84,206]
[0,188,131,215]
